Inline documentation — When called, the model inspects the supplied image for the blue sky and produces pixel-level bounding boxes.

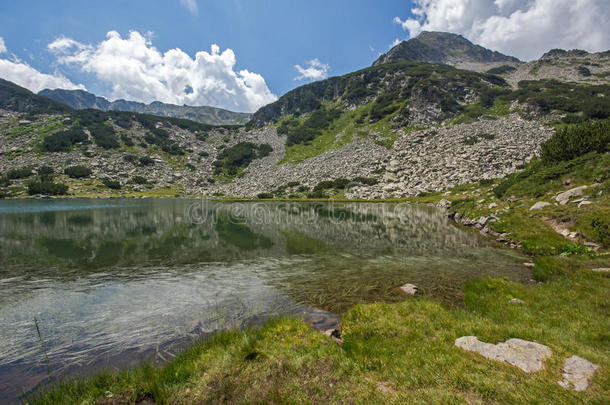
[0,1,607,112]
[0,0,412,111]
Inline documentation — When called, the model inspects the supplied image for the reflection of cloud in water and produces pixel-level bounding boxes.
[0,261,308,370]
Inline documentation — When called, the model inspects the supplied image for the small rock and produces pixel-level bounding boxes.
[436,199,451,210]
[557,355,600,391]
[323,328,343,346]
[455,336,552,373]
[530,201,551,210]
[497,233,508,242]
[578,200,592,208]
[399,283,418,296]
[583,242,601,251]
[488,202,498,209]
[591,268,610,273]
[509,298,525,304]
[555,186,588,205]
[523,262,535,268]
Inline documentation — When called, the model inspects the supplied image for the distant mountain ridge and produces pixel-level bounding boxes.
[38,88,251,126]
[373,31,520,66]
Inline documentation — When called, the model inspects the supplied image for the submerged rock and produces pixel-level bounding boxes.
[454,336,552,373]
[558,355,599,391]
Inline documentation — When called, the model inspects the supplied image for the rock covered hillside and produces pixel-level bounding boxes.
[0,33,609,200]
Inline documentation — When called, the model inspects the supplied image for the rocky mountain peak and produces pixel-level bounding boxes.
[373,31,520,67]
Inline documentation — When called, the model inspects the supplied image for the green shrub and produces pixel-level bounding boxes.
[123,154,138,164]
[102,178,121,190]
[143,128,185,155]
[257,143,273,158]
[0,176,10,187]
[559,243,592,256]
[199,151,210,157]
[577,66,591,77]
[332,178,351,189]
[591,217,610,247]
[89,123,119,149]
[283,107,342,146]
[352,177,378,186]
[306,190,329,199]
[114,119,132,129]
[42,128,87,152]
[139,156,155,166]
[64,165,92,179]
[541,119,610,164]
[479,178,494,187]
[561,114,586,124]
[120,133,134,146]
[37,166,54,182]
[486,65,517,75]
[7,166,33,179]
[479,133,495,140]
[369,91,400,122]
[213,142,272,176]
[313,180,335,191]
[27,181,68,195]
[131,176,148,185]
[256,192,274,199]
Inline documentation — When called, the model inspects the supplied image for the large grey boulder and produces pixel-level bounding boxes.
[555,186,588,205]
[558,355,600,391]
[455,336,552,373]
[530,201,551,210]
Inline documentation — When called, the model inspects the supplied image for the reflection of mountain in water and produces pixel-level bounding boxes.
[0,200,505,276]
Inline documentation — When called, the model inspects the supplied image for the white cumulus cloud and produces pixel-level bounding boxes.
[179,0,198,15]
[394,0,610,60]
[0,37,83,92]
[48,30,277,112]
[294,59,330,81]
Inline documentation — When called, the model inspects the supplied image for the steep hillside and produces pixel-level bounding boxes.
[0,79,71,115]
[373,31,520,67]
[39,88,251,126]
[249,61,507,127]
